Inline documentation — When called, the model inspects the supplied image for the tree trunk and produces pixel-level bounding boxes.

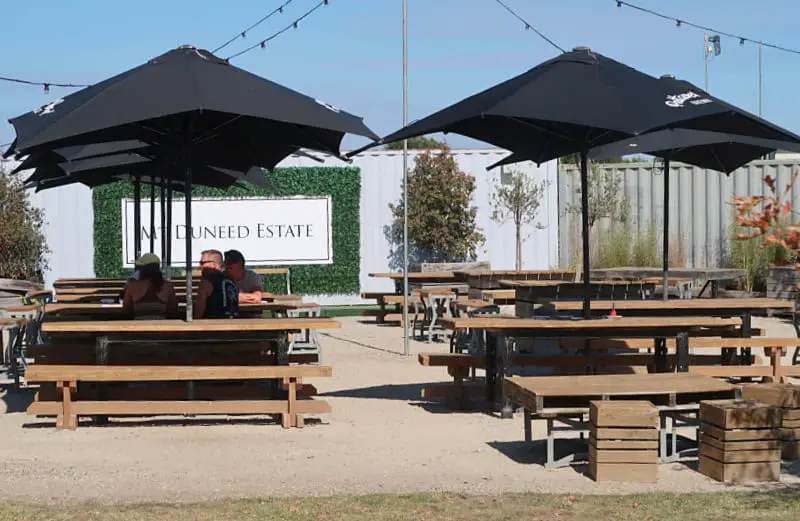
[515,222,522,271]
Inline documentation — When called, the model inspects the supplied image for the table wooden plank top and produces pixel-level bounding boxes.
[439,316,741,331]
[368,272,457,280]
[591,268,746,281]
[541,298,793,312]
[0,318,26,328]
[45,301,315,315]
[42,317,340,334]
[506,373,735,398]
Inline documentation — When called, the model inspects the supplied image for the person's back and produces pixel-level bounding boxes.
[122,254,178,319]
[201,270,240,319]
[195,249,240,319]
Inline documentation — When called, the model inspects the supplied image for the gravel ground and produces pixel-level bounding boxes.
[0,315,798,503]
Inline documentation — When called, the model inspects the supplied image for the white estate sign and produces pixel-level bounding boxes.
[121,196,332,267]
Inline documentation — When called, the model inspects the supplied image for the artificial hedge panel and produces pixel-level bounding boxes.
[92,167,361,295]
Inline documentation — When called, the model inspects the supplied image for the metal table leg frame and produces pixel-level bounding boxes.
[499,335,514,419]
[659,409,699,463]
[541,415,588,469]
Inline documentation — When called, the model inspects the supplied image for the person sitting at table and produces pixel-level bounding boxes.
[223,249,264,304]
[194,249,240,319]
[122,253,178,319]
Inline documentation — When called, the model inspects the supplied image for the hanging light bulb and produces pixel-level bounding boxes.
[676,20,682,27]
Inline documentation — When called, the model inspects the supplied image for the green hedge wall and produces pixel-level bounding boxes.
[93,167,361,295]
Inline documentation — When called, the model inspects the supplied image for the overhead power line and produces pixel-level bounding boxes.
[212,0,297,54]
[616,0,800,55]
[226,0,330,60]
[492,0,566,53]
[0,75,89,92]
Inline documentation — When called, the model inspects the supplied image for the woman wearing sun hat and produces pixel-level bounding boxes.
[122,253,178,319]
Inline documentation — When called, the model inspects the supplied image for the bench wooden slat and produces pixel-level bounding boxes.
[29,399,331,416]
[25,364,332,382]
[41,318,339,334]
[439,316,742,331]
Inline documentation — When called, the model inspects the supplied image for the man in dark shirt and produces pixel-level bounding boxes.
[194,249,239,319]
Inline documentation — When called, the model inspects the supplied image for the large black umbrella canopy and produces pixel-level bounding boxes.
[491,127,800,301]
[20,152,273,190]
[6,45,378,158]
[351,47,800,317]
[5,45,377,321]
[11,137,318,177]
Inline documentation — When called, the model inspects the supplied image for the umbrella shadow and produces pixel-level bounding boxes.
[320,382,426,401]
[23,415,326,430]
[487,439,589,472]
[0,385,35,414]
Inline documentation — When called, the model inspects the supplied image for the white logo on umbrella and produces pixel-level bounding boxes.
[665,91,712,108]
[315,99,341,113]
[34,99,64,116]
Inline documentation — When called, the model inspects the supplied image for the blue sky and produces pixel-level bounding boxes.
[2,0,799,151]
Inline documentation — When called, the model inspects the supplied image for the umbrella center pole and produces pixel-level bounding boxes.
[662,159,671,301]
[184,145,194,322]
[580,150,591,319]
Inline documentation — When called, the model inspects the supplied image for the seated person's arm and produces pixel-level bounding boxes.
[194,281,211,319]
[238,272,264,304]
[165,283,179,318]
[122,286,135,316]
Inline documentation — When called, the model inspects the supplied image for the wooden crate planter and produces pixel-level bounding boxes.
[741,383,800,460]
[588,401,659,483]
[766,266,800,301]
[698,399,782,482]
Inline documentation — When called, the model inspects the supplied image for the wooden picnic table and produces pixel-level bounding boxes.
[369,272,457,280]
[591,268,747,298]
[42,317,339,365]
[503,373,737,468]
[539,298,793,317]
[44,301,316,316]
[439,316,744,418]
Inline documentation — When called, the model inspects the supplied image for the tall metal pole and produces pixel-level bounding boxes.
[758,42,763,116]
[401,0,410,356]
[133,175,142,260]
[662,160,670,301]
[580,150,591,319]
[704,33,709,91]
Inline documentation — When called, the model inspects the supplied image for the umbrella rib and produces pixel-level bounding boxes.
[191,115,245,144]
[507,117,577,144]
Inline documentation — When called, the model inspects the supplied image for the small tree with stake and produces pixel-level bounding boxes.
[386,146,484,268]
[490,169,549,270]
[0,165,49,281]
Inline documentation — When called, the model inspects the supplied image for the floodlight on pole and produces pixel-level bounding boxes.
[704,33,721,91]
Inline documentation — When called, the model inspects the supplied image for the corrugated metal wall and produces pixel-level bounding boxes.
[1,159,95,288]
[278,149,560,298]
[558,159,800,269]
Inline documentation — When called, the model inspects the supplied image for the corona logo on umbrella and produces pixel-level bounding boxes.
[33,99,64,116]
[665,92,712,108]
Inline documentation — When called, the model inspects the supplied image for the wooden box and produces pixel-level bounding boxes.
[698,456,780,483]
[590,400,659,429]
[588,401,658,483]
[741,383,800,409]
[741,384,800,460]
[588,461,657,483]
[699,400,782,430]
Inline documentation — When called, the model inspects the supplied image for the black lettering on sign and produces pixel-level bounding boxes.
[238,226,250,239]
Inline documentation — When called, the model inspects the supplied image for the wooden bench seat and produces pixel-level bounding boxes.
[417,352,752,409]
[360,292,421,325]
[25,364,332,430]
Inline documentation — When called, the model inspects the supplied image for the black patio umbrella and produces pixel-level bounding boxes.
[491,126,800,300]
[349,46,800,318]
[5,45,377,320]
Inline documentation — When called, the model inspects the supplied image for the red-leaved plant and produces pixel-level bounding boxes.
[731,169,799,272]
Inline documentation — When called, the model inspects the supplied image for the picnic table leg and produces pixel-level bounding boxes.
[675,332,689,373]
[499,336,513,419]
[739,312,753,374]
[94,336,110,425]
[485,332,497,404]
[524,408,533,443]
[56,380,78,431]
[654,338,668,372]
